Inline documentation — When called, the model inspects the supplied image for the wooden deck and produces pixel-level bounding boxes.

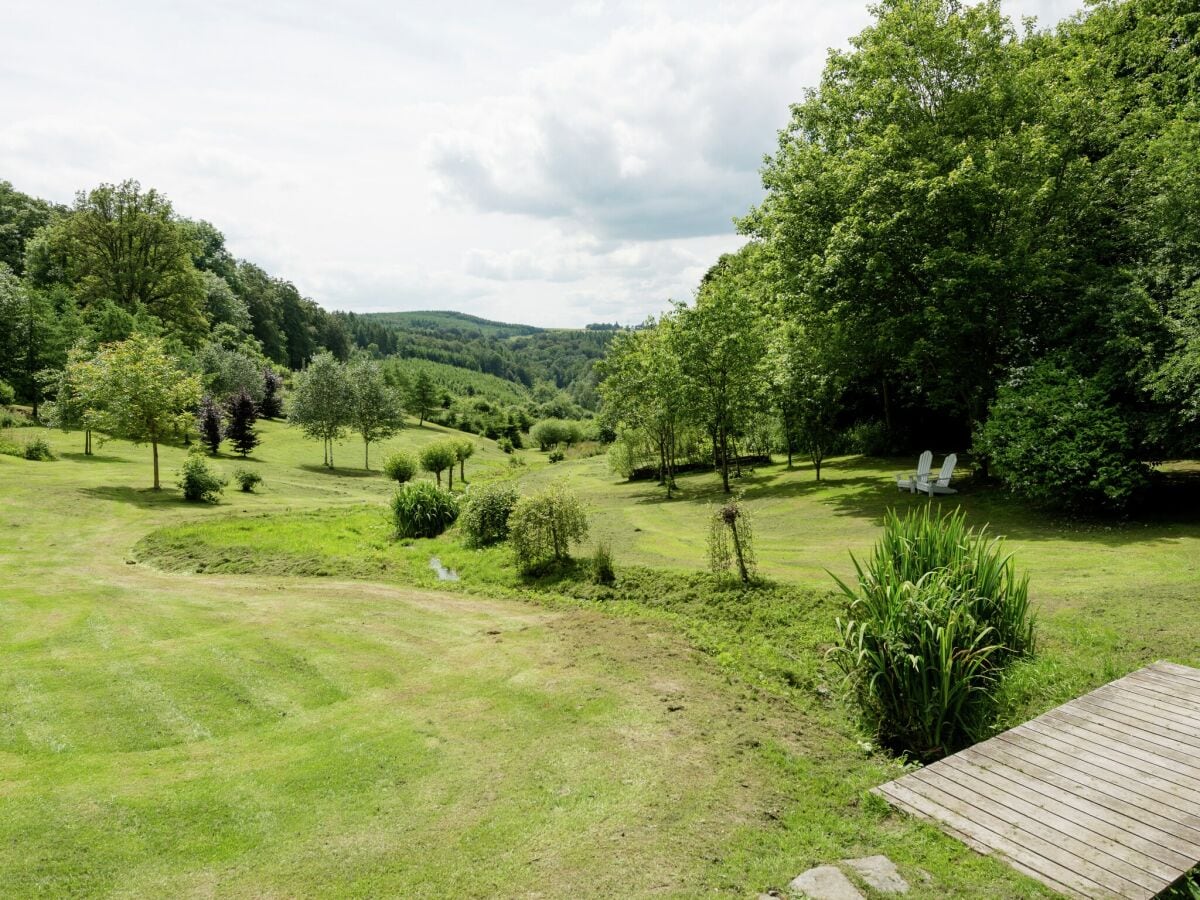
[874,661,1200,899]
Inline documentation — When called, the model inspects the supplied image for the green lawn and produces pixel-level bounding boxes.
[3,421,1197,897]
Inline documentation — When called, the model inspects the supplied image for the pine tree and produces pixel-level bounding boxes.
[225,388,260,458]
[197,395,225,455]
[260,368,283,419]
[408,370,437,426]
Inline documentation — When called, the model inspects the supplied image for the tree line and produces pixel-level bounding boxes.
[602,0,1200,513]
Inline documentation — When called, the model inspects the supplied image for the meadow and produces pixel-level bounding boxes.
[2,418,1197,897]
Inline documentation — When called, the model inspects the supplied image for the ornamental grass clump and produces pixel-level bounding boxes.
[391,481,459,539]
[831,506,1034,762]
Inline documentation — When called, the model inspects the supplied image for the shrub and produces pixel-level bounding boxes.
[707,496,756,583]
[591,541,616,585]
[419,441,457,488]
[0,379,14,406]
[225,388,260,458]
[978,360,1148,513]
[197,395,224,455]
[178,452,226,502]
[382,451,417,483]
[508,454,526,469]
[234,468,262,492]
[22,435,55,461]
[509,483,589,573]
[497,437,514,454]
[831,506,1035,761]
[391,481,459,539]
[548,449,565,463]
[460,483,519,547]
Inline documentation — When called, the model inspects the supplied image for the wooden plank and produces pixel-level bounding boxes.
[1087,686,1200,739]
[904,768,1149,897]
[977,736,1200,845]
[937,753,1195,876]
[1071,696,1200,750]
[874,664,1200,899]
[1017,718,1200,797]
[875,780,1112,899]
[1042,706,1200,771]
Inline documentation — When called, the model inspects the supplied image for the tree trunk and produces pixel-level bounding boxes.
[152,440,160,490]
[731,522,749,583]
[448,466,453,490]
[436,471,441,487]
[882,378,893,438]
[364,440,370,470]
[460,460,465,482]
[719,426,730,493]
[329,438,335,469]
[85,429,91,456]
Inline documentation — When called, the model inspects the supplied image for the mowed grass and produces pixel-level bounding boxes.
[0,421,807,897]
[5,418,1197,897]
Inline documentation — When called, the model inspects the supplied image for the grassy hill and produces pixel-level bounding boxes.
[361,310,543,339]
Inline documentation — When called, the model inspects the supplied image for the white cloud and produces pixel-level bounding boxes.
[0,0,1083,326]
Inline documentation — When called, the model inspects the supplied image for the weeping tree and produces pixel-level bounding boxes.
[707,495,756,584]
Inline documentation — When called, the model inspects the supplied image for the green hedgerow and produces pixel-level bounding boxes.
[391,481,459,539]
[382,451,418,484]
[460,482,519,547]
[178,452,226,503]
[831,506,1035,762]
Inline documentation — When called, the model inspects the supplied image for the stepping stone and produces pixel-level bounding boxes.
[787,866,865,899]
[843,855,909,894]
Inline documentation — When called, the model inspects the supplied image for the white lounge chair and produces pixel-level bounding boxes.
[917,453,958,496]
[897,450,933,493]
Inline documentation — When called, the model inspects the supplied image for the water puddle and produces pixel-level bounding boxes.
[429,556,459,581]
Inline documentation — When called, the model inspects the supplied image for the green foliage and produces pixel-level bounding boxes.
[382,451,417,484]
[260,369,284,419]
[177,451,225,502]
[288,351,349,467]
[233,468,262,493]
[831,506,1035,761]
[497,437,513,454]
[0,379,13,406]
[548,449,564,463]
[591,541,616,586]
[460,483,520,547]
[345,356,404,469]
[707,497,756,583]
[21,435,54,461]
[408,370,438,425]
[979,361,1149,513]
[508,483,589,573]
[531,418,583,451]
[72,333,202,489]
[390,481,459,539]
[419,441,458,487]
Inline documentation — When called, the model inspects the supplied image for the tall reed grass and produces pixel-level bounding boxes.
[831,506,1034,761]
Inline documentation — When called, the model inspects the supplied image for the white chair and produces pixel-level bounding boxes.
[897,450,933,493]
[917,453,958,496]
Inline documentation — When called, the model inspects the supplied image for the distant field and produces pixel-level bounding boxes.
[385,357,532,404]
[361,310,542,338]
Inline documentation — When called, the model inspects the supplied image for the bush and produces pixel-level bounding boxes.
[509,482,589,573]
[831,506,1035,761]
[391,481,459,539]
[548,449,565,463]
[0,379,14,406]
[497,437,514,454]
[460,483,519,547]
[22,435,55,461]
[178,452,226,502]
[382,451,418,483]
[978,360,1148,513]
[591,541,616,585]
[234,468,262,492]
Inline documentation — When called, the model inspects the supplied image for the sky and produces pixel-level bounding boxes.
[2,0,1081,327]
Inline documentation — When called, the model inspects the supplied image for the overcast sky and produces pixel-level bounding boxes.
[2,0,1081,327]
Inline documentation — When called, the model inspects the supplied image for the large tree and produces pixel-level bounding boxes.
[75,334,202,489]
[288,351,349,467]
[27,181,208,346]
[673,249,770,492]
[345,356,404,469]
